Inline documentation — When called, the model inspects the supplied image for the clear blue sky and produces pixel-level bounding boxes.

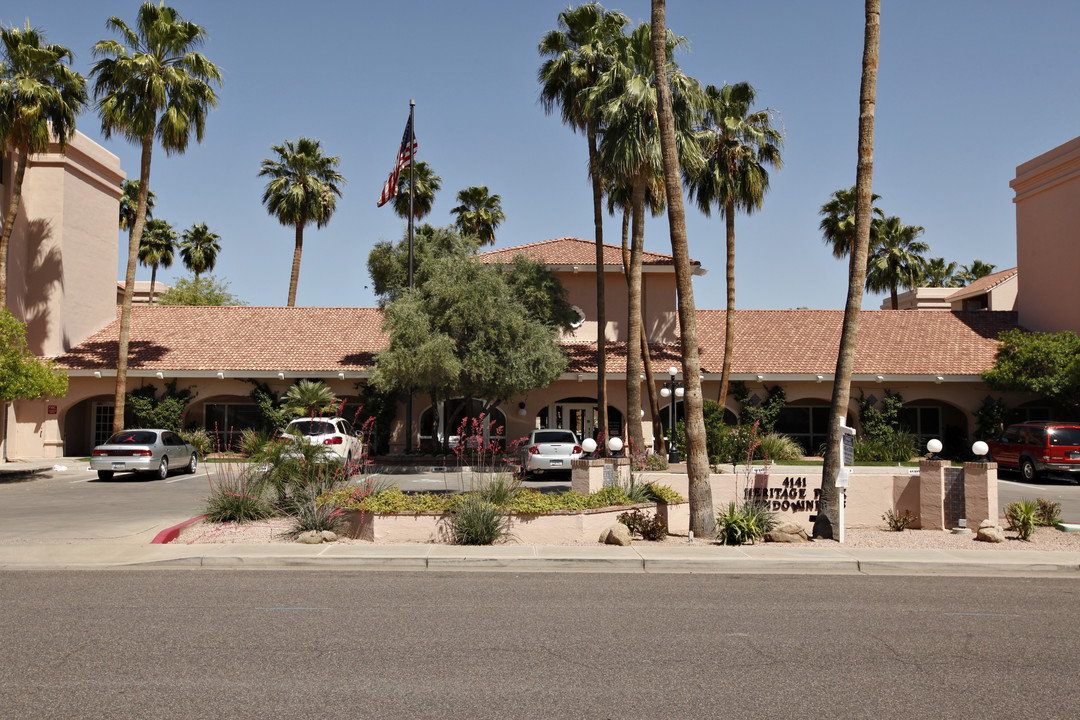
[7,1,1080,310]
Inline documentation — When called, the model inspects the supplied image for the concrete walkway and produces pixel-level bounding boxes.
[2,540,1078,576]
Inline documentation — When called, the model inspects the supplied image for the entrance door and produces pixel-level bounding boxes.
[561,404,595,442]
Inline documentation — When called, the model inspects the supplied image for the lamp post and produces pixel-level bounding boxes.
[659,365,684,464]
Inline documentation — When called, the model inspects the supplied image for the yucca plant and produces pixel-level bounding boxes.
[715,500,777,545]
[448,493,509,545]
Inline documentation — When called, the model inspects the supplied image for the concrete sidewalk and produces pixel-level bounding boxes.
[2,541,1079,576]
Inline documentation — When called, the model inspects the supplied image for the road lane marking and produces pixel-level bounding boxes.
[998,479,1047,490]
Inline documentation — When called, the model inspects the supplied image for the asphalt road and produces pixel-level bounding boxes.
[2,570,1078,719]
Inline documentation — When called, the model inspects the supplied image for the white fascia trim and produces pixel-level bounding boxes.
[66,369,372,380]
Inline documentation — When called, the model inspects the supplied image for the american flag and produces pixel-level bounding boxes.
[377,116,417,207]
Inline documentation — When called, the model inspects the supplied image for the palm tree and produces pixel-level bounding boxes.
[539,3,630,450]
[954,259,997,286]
[284,379,337,417]
[684,82,783,411]
[648,0,711,536]
[922,257,959,287]
[866,216,929,309]
[179,222,220,279]
[92,1,222,433]
[137,218,176,304]
[816,0,881,540]
[450,186,505,246]
[0,23,87,307]
[258,137,345,306]
[587,21,702,449]
[819,185,883,264]
[119,179,155,245]
[391,161,440,221]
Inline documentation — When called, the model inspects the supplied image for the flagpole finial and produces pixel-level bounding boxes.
[410,98,415,106]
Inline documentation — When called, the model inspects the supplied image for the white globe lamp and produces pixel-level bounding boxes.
[972,440,989,458]
[581,438,597,454]
[607,436,623,454]
[926,439,943,457]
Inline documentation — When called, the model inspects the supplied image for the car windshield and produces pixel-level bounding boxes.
[288,420,336,436]
[105,431,158,445]
[1048,427,1080,446]
[534,431,577,444]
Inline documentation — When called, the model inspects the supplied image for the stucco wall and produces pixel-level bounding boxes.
[1011,134,1080,334]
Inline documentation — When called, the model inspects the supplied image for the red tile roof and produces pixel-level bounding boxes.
[54,306,1018,378]
[54,306,386,372]
[946,267,1018,302]
[479,237,696,267]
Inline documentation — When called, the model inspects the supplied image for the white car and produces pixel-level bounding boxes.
[280,417,363,466]
[519,429,583,478]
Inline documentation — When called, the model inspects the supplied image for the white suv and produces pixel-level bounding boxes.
[280,417,363,466]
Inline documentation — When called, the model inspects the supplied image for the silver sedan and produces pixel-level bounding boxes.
[90,429,199,480]
[520,429,583,477]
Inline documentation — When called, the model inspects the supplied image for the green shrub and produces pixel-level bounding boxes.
[283,499,347,538]
[586,485,633,508]
[448,494,509,545]
[642,483,683,504]
[853,431,919,462]
[756,433,804,462]
[632,452,668,471]
[1035,498,1061,527]
[618,508,667,541]
[1004,498,1038,540]
[882,508,917,531]
[507,489,589,513]
[475,473,521,508]
[180,428,214,459]
[203,470,274,523]
[715,500,777,545]
[238,427,276,458]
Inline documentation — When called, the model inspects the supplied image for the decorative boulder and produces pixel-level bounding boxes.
[976,519,1005,543]
[296,530,324,544]
[765,522,810,543]
[319,530,338,543]
[600,524,632,546]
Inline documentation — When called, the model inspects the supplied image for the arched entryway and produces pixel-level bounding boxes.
[535,397,623,442]
[62,395,115,456]
[418,398,506,450]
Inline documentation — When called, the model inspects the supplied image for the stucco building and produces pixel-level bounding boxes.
[4,132,1076,460]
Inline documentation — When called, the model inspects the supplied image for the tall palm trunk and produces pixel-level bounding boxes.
[113,136,154,433]
[651,0,711,535]
[816,0,880,539]
[890,284,898,309]
[287,223,304,306]
[0,153,29,308]
[625,177,646,450]
[587,125,609,449]
[148,264,158,304]
[717,197,736,410]
[620,208,665,454]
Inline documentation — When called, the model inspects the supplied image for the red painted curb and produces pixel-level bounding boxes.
[152,515,206,544]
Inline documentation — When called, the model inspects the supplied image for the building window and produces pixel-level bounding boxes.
[204,402,263,450]
[900,406,941,443]
[774,405,831,455]
[93,403,114,446]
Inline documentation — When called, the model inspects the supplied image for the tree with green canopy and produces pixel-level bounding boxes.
[0,22,87,307]
[539,2,630,450]
[258,137,345,306]
[0,307,67,403]
[921,257,960,288]
[684,81,783,411]
[179,222,220,279]
[283,379,338,417]
[157,274,244,306]
[450,186,505,246]
[866,216,929,309]
[586,19,703,449]
[137,218,176,304]
[819,185,883,266]
[983,329,1080,415]
[367,224,482,305]
[816,0,881,540]
[92,1,222,433]
[119,179,155,245]
[391,160,441,221]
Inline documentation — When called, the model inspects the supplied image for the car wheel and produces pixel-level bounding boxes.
[155,457,168,480]
[97,470,114,481]
[1020,457,1038,482]
[186,453,198,474]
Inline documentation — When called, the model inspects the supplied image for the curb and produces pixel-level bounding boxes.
[151,515,206,544]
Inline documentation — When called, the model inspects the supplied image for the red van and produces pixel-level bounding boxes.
[987,421,1080,481]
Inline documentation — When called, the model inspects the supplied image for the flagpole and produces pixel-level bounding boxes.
[405,99,416,453]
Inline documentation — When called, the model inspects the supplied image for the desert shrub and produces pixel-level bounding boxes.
[448,493,509,545]
[238,428,276,458]
[853,432,919,462]
[642,483,683,504]
[733,382,787,433]
[1004,498,1038,540]
[618,508,668,540]
[126,380,193,432]
[507,489,587,513]
[203,469,273,523]
[475,473,521,508]
[632,452,668,471]
[882,508,917,531]
[586,485,634,508]
[1035,498,1062,527]
[715,500,777,546]
[180,428,214,459]
[282,497,347,538]
[756,433,804,462]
